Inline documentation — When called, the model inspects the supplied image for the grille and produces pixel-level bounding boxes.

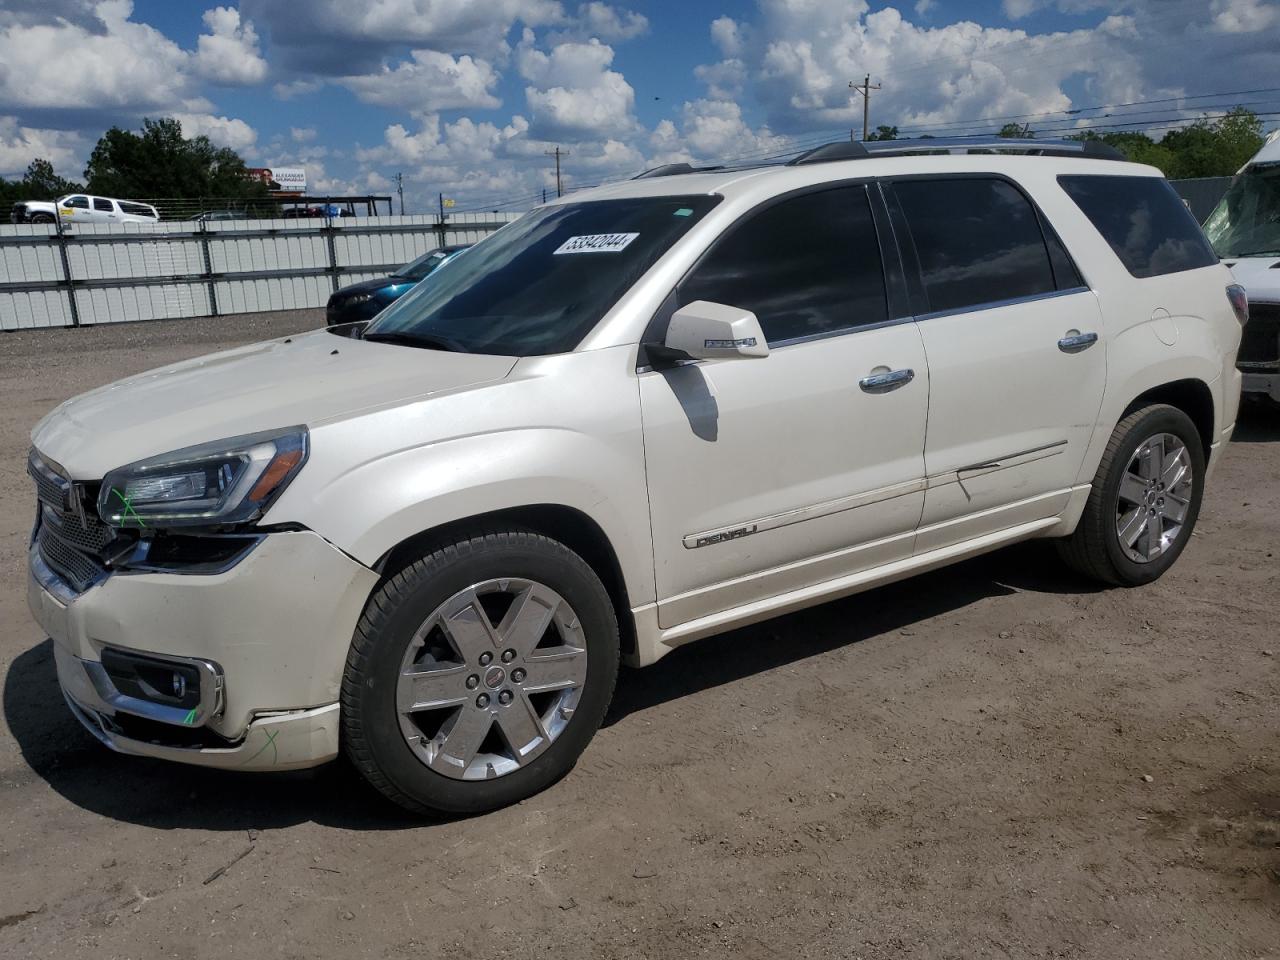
[27,451,72,511]
[1238,303,1280,367]
[41,504,114,552]
[37,521,106,592]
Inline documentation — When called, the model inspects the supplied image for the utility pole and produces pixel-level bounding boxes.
[438,191,445,222]
[394,172,404,215]
[545,146,569,197]
[849,74,882,141]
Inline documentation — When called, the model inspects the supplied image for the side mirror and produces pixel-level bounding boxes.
[650,300,769,366]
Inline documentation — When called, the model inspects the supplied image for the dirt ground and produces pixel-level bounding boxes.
[0,312,1276,960]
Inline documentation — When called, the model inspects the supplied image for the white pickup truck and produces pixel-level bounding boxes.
[10,194,160,225]
[1204,129,1280,406]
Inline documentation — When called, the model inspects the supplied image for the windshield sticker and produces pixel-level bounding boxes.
[674,208,693,217]
[553,233,639,255]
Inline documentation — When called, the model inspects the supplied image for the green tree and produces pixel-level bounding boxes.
[999,122,1034,138]
[1160,106,1264,178]
[867,124,899,141]
[84,117,270,200]
[0,157,85,210]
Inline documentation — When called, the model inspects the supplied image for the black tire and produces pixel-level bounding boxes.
[341,528,619,816]
[1057,403,1205,586]
[30,213,54,224]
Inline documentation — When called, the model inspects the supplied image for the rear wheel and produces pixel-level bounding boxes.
[1058,404,1205,586]
[341,529,619,816]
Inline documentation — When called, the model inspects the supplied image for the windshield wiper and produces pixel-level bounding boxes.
[361,330,467,352]
[1229,249,1280,258]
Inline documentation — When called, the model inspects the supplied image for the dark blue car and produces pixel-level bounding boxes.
[326,244,470,325]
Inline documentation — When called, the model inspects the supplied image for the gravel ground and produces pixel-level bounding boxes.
[1,310,1277,960]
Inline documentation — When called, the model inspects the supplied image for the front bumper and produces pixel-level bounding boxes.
[28,529,379,770]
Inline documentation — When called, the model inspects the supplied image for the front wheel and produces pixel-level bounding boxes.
[1058,403,1205,586]
[341,529,619,816]
[29,213,55,224]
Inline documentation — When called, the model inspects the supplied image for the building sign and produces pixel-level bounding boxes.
[247,166,307,195]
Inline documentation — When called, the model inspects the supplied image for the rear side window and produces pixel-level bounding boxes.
[118,201,155,217]
[93,198,113,212]
[893,178,1058,314]
[679,185,888,344]
[1058,175,1218,278]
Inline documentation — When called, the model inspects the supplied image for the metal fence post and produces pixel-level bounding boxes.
[324,209,340,294]
[53,215,81,327]
[198,221,220,317]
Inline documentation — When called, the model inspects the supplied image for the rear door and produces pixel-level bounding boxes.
[887,176,1107,551]
[639,183,930,628]
[91,197,117,223]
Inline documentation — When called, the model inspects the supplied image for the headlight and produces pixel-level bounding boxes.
[344,292,375,305]
[98,427,308,529]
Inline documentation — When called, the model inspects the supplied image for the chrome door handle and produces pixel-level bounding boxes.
[1057,331,1098,353]
[858,368,915,393]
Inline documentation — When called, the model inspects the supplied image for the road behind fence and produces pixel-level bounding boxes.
[0,212,520,331]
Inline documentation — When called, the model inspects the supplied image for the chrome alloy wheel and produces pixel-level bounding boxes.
[1114,432,1194,564]
[396,578,588,781]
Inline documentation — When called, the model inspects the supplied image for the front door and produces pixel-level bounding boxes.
[639,184,930,629]
[887,176,1108,551]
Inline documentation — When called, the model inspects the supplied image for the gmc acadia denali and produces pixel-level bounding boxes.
[27,138,1243,815]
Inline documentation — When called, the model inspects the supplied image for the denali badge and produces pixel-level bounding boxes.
[691,524,758,549]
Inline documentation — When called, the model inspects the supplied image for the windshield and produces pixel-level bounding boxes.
[1204,164,1280,258]
[365,195,719,356]
[397,249,455,282]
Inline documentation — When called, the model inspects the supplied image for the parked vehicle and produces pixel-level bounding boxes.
[326,245,470,325]
[26,138,1242,816]
[10,195,159,225]
[1204,128,1280,406]
[193,210,247,222]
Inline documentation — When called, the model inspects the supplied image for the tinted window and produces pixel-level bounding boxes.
[63,196,88,209]
[1059,175,1218,278]
[679,186,887,344]
[895,178,1057,314]
[118,201,155,217]
[93,198,113,212]
[367,196,718,356]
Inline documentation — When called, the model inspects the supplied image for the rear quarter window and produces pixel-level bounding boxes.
[1058,175,1218,279]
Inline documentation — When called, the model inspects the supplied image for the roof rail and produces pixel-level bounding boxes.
[788,137,1125,165]
[632,162,726,179]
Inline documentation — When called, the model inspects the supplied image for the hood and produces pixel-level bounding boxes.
[32,328,517,479]
[332,276,410,299]
[1225,256,1280,302]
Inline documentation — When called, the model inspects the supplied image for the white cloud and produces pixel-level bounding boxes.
[273,78,323,100]
[0,118,85,178]
[694,58,747,100]
[342,50,501,114]
[710,15,743,56]
[240,0,565,70]
[549,2,648,42]
[193,6,268,86]
[915,0,937,17]
[291,126,316,142]
[1210,0,1279,32]
[172,112,258,152]
[517,34,636,138]
[0,0,191,111]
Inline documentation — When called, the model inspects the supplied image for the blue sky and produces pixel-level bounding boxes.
[2,1,1278,210]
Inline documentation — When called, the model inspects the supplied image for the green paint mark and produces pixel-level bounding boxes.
[183,707,197,725]
[110,487,146,528]
[242,729,279,766]
[674,208,693,217]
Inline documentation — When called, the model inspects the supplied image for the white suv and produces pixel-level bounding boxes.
[11,194,159,224]
[26,139,1243,815]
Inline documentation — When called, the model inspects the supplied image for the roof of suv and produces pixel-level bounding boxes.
[554,139,1162,207]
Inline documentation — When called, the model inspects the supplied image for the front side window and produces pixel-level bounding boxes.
[366,196,718,356]
[93,198,113,212]
[62,195,88,209]
[678,185,888,344]
[1059,174,1218,278]
[1203,164,1280,259]
[894,177,1057,314]
[397,249,453,282]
